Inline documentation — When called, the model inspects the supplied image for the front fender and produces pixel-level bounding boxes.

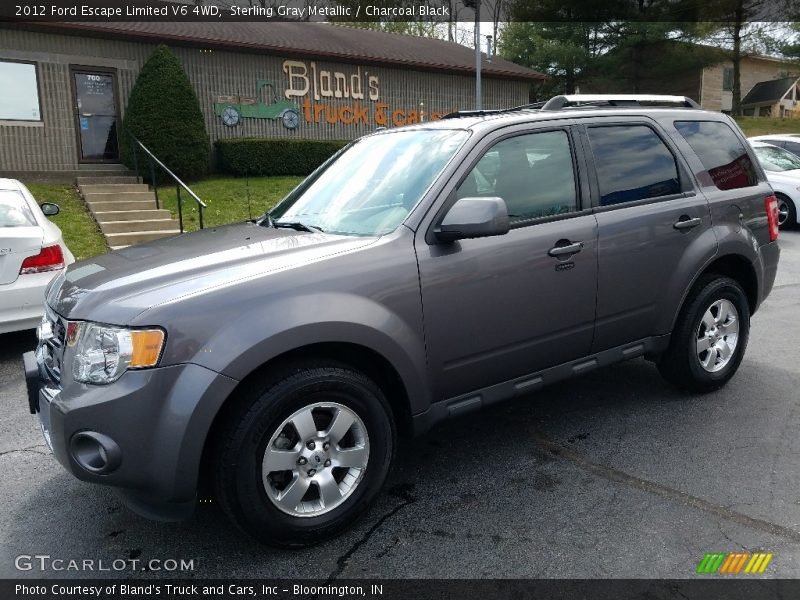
[184,292,430,414]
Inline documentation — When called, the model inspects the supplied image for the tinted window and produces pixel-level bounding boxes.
[456,130,578,223]
[0,61,41,121]
[783,141,800,157]
[587,125,680,206]
[674,121,758,190]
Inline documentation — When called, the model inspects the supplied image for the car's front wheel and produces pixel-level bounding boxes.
[658,275,750,393]
[212,363,396,547]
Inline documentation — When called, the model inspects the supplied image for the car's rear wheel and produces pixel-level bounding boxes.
[658,275,750,393]
[212,363,395,547]
[775,193,797,230]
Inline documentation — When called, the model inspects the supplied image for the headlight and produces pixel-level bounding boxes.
[71,322,165,384]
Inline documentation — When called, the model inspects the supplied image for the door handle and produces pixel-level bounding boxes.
[673,216,702,230]
[548,241,584,257]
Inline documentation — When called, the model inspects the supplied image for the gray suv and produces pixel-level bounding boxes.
[23,95,781,546]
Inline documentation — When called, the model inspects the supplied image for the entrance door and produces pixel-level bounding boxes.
[72,69,119,162]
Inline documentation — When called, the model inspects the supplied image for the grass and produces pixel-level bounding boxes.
[156,175,303,232]
[735,117,800,137]
[24,182,107,261]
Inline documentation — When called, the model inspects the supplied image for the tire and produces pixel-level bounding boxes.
[658,275,750,393]
[212,362,396,547]
[776,194,797,230]
[281,109,300,129]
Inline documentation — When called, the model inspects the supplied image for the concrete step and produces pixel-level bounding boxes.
[78,162,129,171]
[78,184,150,194]
[105,230,181,246]
[100,219,180,234]
[93,209,173,223]
[83,191,155,203]
[88,200,158,213]
[76,176,140,185]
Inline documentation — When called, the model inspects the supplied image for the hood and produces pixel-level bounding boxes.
[47,222,377,324]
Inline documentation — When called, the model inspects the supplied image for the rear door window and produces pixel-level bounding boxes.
[674,120,758,190]
[586,125,681,206]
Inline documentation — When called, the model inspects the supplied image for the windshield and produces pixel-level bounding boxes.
[0,190,36,227]
[754,145,800,172]
[269,129,469,236]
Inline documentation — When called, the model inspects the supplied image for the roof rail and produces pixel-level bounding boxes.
[441,109,503,119]
[541,94,700,111]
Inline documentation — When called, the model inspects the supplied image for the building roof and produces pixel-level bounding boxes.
[24,22,546,82]
[742,77,799,105]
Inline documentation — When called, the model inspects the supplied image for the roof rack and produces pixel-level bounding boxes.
[541,94,700,110]
[441,109,503,119]
[440,95,700,120]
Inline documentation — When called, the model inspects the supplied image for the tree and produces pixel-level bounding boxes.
[122,45,210,180]
[499,20,606,98]
[698,0,790,114]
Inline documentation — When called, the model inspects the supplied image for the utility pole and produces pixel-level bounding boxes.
[474,0,481,110]
[463,0,482,109]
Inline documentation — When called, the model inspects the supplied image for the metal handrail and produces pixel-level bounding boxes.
[127,132,207,232]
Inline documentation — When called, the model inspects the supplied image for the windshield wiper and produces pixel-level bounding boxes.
[272,220,324,233]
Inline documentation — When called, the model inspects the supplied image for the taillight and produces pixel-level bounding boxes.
[765,196,780,242]
[19,245,65,275]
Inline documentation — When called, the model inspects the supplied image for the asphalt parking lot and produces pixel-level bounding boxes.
[1,230,799,580]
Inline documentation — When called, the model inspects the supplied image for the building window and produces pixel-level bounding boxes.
[722,67,734,92]
[0,60,41,121]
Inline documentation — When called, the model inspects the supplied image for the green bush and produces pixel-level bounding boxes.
[121,45,209,180]
[215,138,348,176]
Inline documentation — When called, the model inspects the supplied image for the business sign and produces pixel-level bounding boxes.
[215,61,455,130]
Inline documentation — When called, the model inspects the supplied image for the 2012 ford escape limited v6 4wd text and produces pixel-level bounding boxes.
[24,95,780,546]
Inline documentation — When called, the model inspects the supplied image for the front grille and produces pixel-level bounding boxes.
[40,306,66,387]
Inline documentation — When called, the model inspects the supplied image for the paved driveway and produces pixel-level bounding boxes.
[1,231,799,579]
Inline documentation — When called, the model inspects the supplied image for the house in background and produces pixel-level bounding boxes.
[581,43,798,114]
[701,55,798,113]
[739,76,800,117]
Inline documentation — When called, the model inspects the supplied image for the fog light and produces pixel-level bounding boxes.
[70,431,121,474]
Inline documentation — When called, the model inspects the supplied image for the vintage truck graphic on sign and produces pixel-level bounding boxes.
[214,79,300,129]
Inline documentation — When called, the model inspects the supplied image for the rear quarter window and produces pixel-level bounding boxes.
[674,120,758,190]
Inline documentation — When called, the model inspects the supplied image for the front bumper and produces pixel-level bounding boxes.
[24,348,238,521]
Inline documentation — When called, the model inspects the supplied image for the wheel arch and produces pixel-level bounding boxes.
[197,341,413,496]
[672,253,759,332]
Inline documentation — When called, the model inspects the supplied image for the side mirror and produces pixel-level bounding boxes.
[40,202,60,217]
[435,197,510,243]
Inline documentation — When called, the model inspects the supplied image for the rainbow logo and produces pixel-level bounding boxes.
[697,552,773,574]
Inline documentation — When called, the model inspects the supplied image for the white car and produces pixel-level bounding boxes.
[0,178,75,334]
[748,140,800,229]
[749,134,800,159]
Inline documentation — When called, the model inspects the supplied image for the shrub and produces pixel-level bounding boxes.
[121,45,209,180]
[215,138,348,176]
